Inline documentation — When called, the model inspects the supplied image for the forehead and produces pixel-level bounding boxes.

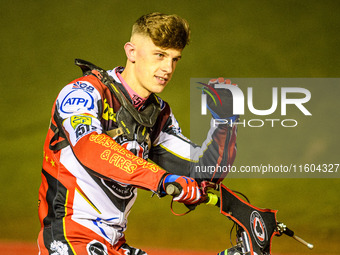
[132,34,183,57]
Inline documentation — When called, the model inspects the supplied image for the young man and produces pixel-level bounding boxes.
[38,13,237,255]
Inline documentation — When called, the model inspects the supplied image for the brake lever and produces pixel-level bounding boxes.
[276,222,314,249]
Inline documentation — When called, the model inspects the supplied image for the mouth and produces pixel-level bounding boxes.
[155,75,168,85]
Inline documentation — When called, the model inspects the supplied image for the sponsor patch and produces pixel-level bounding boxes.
[71,115,92,129]
[250,211,268,248]
[102,98,116,121]
[86,240,108,255]
[75,124,97,140]
[102,179,134,199]
[72,81,95,93]
[60,90,95,114]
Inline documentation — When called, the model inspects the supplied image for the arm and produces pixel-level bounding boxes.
[54,78,166,192]
[150,78,238,184]
[149,105,237,184]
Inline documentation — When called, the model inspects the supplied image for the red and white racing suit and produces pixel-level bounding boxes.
[37,66,237,254]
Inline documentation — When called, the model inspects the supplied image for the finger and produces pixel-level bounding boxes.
[184,187,201,204]
[173,189,185,201]
[217,77,225,83]
[224,79,231,84]
[192,186,201,203]
[186,185,200,203]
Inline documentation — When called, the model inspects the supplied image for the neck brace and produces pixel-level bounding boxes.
[75,59,161,143]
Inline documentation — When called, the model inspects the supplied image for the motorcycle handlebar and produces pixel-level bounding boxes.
[283,226,294,237]
[166,183,220,207]
[165,183,181,196]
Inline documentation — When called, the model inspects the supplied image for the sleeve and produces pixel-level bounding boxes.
[149,105,237,184]
[55,80,166,192]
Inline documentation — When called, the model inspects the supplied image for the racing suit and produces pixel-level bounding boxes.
[37,63,237,255]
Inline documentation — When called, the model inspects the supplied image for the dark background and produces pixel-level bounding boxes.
[1,0,339,253]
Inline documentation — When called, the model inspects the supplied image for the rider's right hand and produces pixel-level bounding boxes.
[163,174,201,204]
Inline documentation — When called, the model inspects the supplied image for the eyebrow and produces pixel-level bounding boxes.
[153,50,182,60]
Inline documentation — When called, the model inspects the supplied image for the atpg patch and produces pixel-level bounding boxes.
[250,210,268,248]
[71,115,92,129]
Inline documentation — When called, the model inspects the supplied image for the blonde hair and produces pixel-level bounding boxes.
[132,12,190,49]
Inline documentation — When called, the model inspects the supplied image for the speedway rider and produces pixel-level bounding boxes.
[38,12,237,255]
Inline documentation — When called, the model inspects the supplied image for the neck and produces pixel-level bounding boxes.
[121,62,150,98]
[118,67,148,109]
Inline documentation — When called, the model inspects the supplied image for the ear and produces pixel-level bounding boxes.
[124,42,136,63]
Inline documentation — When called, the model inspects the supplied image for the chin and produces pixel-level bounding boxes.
[149,84,166,94]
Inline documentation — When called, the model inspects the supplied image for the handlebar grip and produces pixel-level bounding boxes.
[206,193,219,206]
[166,183,181,196]
[284,227,295,237]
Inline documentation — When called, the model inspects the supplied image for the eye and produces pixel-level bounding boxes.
[156,53,165,58]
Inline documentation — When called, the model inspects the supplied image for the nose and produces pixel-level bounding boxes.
[161,59,174,74]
